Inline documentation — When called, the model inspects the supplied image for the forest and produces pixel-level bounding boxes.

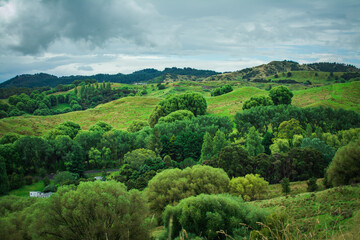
[1,62,360,239]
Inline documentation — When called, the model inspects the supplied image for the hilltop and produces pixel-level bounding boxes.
[205,61,360,82]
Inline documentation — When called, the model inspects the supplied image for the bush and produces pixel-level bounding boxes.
[307,177,318,192]
[162,194,268,240]
[39,181,151,239]
[43,184,57,193]
[281,177,290,194]
[54,171,78,186]
[327,140,360,186]
[229,174,269,201]
[42,176,50,186]
[146,165,229,217]
[24,176,33,185]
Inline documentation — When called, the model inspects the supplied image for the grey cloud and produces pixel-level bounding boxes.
[1,0,158,54]
[77,65,93,71]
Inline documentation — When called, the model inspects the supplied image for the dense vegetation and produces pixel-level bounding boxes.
[1,62,360,239]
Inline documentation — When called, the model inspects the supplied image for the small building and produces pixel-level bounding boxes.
[29,191,54,198]
[94,176,104,181]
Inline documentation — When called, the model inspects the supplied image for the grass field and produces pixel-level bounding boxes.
[252,184,360,239]
[9,181,46,197]
[0,96,160,137]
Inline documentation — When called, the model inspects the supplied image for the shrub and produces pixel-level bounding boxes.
[281,177,290,194]
[307,177,318,192]
[327,140,360,186]
[162,194,268,240]
[229,174,269,201]
[43,184,57,193]
[54,171,78,186]
[42,176,50,186]
[24,176,33,185]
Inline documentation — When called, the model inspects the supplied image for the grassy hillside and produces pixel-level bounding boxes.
[0,96,160,136]
[253,184,360,239]
[1,81,359,137]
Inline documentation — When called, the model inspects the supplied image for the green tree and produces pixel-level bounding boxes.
[246,126,264,156]
[270,139,290,154]
[127,120,149,133]
[307,177,318,192]
[229,174,269,201]
[281,177,290,194]
[242,95,273,110]
[277,118,304,139]
[158,109,194,124]
[269,86,293,105]
[327,140,360,186]
[212,129,229,157]
[0,156,9,195]
[200,132,213,162]
[301,137,335,165]
[124,148,157,170]
[146,165,229,217]
[39,181,150,240]
[162,194,268,240]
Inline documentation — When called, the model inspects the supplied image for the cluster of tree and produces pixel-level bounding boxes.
[1,68,220,88]
[0,82,138,118]
[0,86,51,99]
[210,84,233,96]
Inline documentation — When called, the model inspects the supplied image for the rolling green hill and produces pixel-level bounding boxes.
[0,81,359,137]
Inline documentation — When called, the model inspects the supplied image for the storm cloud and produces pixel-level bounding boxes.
[0,0,359,81]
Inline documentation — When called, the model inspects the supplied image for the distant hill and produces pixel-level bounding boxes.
[0,67,219,88]
[205,61,360,82]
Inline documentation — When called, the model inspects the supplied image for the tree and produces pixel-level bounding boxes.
[229,174,269,201]
[269,86,293,105]
[277,118,304,139]
[246,126,264,156]
[0,156,9,195]
[270,139,290,154]
[127,120,149,133]
[200,132,213,162]
[281,177,290,194]
[213,145,252,178]
[39,181,150,240]
[162,194,268,240]
[261,132,274,155]
[242,95,273,110]
[124,148,157,170]
[301,138,335,165]
[146,165,229,217]
[307,177,318,192]
[212,129,229,157]
[327,140,360,186]
[148,92,207,127]
[158,110,194,124]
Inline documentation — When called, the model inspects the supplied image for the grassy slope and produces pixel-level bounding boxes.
[0,81,359,137]
[253,184,360,239]
[0,96,160,136]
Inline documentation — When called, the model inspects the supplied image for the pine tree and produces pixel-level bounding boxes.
[212,130,228,157]
[200,132,213,162]
[246,127,265,156]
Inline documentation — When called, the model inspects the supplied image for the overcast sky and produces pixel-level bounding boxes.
[0,0,359,82]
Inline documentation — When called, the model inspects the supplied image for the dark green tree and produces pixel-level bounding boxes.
[269,86,293,105]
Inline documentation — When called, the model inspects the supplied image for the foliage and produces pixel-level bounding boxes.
[148,92,207,127]
[146,165,230,217]
[54,171,78,186]
[158,110,194,124]
[211,84,233,96]
[270,139,290,154]
[0,156,9,195]
[327,140,360,186]
[281,177,290,194]
[242,95,273,110]
[209,145,252,178]
[301,137,335,165]
[38,181,151,240]
[229,174,269,201]
[246,127,264,156]
[277,118,304,139]
[124,148,157,170]
[43,184,57,193]
[127,120,149,133]
[200,132,213,162]
[269,86,294,105]
[162,194,268,240]
[307,177,318,192]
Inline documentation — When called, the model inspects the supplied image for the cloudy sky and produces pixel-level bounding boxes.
[0,0,359,82]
